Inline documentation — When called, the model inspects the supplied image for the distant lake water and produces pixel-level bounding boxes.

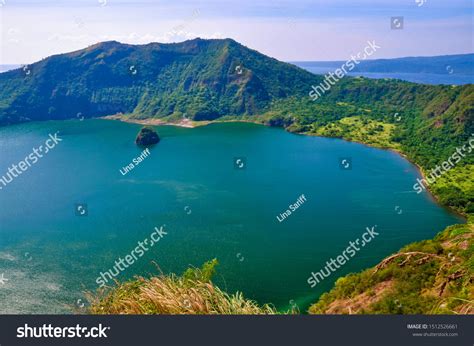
[293,62,474,85]
[0,120,463,313]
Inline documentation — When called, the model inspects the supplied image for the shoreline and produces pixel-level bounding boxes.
[102,114,265,129]
[301,131,467,221]
[103,114,467,221]
[102,114,206,128]
[388,148,467,221]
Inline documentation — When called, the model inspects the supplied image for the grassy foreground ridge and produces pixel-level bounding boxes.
[88,259,277,315]
[88,222,472,314]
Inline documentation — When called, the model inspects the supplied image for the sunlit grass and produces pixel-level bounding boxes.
[87,259,279,315]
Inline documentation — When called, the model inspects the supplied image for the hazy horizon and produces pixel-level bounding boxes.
[0,38,472,67]
[0,0,472,64]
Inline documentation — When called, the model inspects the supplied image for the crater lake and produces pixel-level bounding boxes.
[0,119,463,313]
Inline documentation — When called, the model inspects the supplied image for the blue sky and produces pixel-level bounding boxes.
[0,0,472,64]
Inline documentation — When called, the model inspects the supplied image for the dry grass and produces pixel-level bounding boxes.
[87,272,277,315]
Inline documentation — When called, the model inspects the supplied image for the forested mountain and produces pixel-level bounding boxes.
[0,39,472,134]
[0,38,319,124]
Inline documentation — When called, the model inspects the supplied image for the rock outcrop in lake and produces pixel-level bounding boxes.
[135,126,160,146]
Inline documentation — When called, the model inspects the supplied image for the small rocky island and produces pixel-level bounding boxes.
[135,126,160,146]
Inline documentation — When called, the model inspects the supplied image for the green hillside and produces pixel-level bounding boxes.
[309,223,473,314]
[0,38,319,124]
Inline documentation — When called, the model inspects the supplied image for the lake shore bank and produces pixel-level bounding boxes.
[102,114,205,128]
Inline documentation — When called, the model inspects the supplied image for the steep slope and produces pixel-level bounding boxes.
[309,224,473,314]
[0,38,320,125]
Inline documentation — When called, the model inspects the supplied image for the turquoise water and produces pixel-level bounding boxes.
[0,120,463,313]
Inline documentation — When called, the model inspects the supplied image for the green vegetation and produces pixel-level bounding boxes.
[135,126,160,146]
[0,39,319,124]
[311,116,399,149]
[309,224,473,314]
[87,259,277,315]
[431,165,474,214]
